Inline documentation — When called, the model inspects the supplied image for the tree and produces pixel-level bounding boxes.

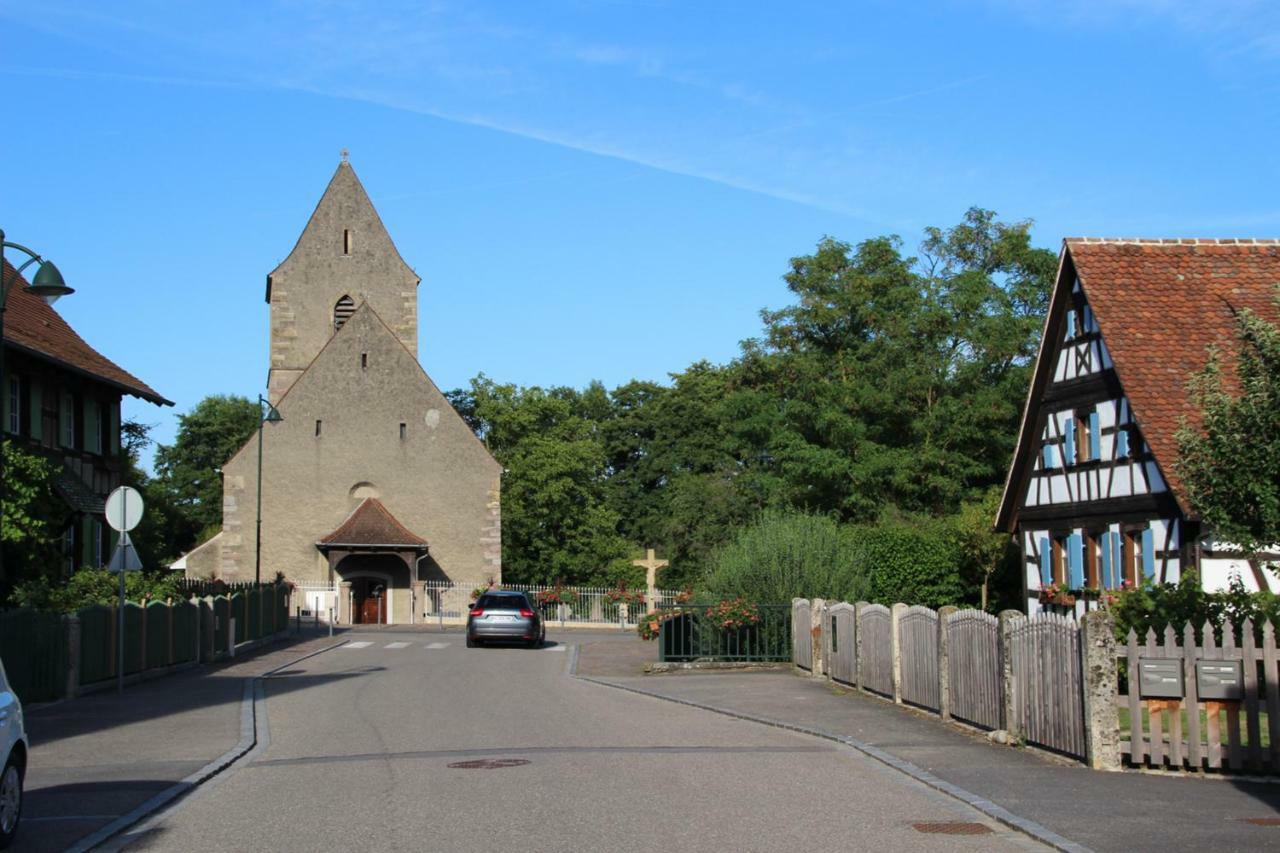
[151,395,259,556]
[0,440,62,587]
[1176,290,1280,581]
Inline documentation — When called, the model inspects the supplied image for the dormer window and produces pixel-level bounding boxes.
[334,295,355,331]
[343,228,353,255]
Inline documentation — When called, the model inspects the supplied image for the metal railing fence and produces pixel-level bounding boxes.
[657,604,792,663]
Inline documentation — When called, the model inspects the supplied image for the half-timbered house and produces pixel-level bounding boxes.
[996,239,1280,615]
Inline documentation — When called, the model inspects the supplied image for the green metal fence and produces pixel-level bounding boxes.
[247,588,261,641]
[173,600,196,664]
[0,610,68,703]
[79,604,115,685]
[657,604,792,663]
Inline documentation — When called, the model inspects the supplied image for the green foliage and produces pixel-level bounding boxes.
[1,440,63,585]
[152,395,259,557]
[11,567,185,613]
[851,516,970,609]
[1176,289,1280,577]
[701,509,866,604]
[1111,572,1280,643]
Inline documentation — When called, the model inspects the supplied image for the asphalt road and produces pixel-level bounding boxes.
[114,631,1044,852]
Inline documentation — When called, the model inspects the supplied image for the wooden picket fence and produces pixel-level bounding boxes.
[1010,613,1085,759]
[1121,619,1280,773]
[858,604,894,698]
[946,609,1002,731]
[900,605,939,711]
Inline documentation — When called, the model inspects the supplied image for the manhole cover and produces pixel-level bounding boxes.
[1241,818,1280,826]
[911,822,993,835]
[447,758,531,770]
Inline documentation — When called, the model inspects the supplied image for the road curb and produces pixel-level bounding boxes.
[65,639,347,852]
[573,670,1092,853]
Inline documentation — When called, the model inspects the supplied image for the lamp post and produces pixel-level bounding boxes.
[0,229,74,583]
[254,393,283,585]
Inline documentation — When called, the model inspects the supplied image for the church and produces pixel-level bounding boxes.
[177,159,502,624]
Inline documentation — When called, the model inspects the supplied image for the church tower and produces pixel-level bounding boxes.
[264,159,420,400]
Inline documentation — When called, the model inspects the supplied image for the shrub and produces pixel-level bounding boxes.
[850,516,969,609]
[11,568,185,613]
[1111,571,1280,643]
[700,508,865,604]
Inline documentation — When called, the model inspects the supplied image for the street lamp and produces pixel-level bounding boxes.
[254,393,283,585]
[1,229,75,582]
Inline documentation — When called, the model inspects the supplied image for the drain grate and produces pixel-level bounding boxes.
[447,758,531,770]
[1241,818,1280,826]
[911,822,993,835]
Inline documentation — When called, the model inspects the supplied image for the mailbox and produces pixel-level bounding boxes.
[1138,657,1184,699]
[1195,660,1244,701]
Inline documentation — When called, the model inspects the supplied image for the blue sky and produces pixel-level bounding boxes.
[1,1,1278,466]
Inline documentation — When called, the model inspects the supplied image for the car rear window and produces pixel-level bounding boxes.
[476,594,527,610]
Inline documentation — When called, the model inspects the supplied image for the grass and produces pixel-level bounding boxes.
[1117,702,1271,748]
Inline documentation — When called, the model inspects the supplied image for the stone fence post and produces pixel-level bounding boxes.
[810,598,826,677]
[890,603,906,704]
[937,605,956,721]
[1081,610,1122,770]
[999,610,1023,739]
[854,601,868,688]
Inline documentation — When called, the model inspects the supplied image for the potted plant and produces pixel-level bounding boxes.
[1037,582,1076,607]
[535,582,577,621]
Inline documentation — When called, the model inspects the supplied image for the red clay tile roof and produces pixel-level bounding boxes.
[3,259,171,405]
[317,498,428,549]
[1016,239,1280,523]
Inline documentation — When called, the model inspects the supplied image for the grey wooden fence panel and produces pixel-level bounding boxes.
[792,600,812,670]
[946,609,1001,730]
[828,604,857,686]
[859,605,893,697]
[1012,613,1085,759]
[899,606,939,711]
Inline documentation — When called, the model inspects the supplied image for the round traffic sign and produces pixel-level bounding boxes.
[105,486,144,532]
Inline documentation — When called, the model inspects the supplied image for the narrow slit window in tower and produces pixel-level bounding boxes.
[315,419,322,437]
[334,295,356,331]
[361,352,368,370]
[343,228,352,255]
[399,423,407,440]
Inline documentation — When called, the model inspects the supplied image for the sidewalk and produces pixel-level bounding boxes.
[577,636,1280,852]
[22,630,345,853]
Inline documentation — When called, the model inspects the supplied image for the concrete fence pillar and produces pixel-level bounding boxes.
[999,610,1023,739]
[854,602,868,688]
[63,614,81,700]
[1081,610,1122,770]
[810,598,826,677]
[937,605,956,721]
[338,581,352,625]
[891,603,906,704]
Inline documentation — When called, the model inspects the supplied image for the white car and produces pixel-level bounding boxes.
[0,661,26,849]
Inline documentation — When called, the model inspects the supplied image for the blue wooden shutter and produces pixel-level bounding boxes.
[1067,533,1084,588]
[1141,528,1156,579]
[1064,419,1076,465]
[1100,531,1114,588]
[1039,537,1052,586]
[1065,309,1076,339]
[1116,426,1130,458]
[1042,443,1055,469]
[1088,412,1101,461]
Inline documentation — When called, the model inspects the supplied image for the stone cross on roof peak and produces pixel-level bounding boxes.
[340,147,349,162]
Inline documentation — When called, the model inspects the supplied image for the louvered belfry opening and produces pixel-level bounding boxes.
[333,294,356,331]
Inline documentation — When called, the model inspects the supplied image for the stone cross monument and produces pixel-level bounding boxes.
[633,548,668,609]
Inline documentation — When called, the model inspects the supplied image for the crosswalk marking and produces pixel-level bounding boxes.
[425,641,450,649]
[545,645,567,652]
[384,642,409,649]
[345,641,373,649]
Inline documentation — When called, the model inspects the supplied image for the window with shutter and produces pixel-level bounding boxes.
[1141,528,1156,580]
[1116,425,1130,459]
[1039,537,1052,586]
[1088,412,1100,461]
[1099,530,1114,588]
[334,295,356,331]
[1067,533,1084,589]
[1064,418,1076,465]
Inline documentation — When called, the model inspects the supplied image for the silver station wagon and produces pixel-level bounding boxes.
[466,591,545,648]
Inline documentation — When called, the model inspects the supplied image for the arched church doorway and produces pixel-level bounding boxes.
[351,577,387,624]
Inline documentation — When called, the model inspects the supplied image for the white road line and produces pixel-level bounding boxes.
[384,642,409,649]
[545,646,567,652]
[345,641,373,649]
[425,642,450,649]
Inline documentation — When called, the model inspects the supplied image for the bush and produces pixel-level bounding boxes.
[11,568,185,613]
[700,509,865,604]
[851,516,970,609]
[1111,571,1280,643]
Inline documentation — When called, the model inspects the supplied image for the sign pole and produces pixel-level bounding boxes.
[117,488,126,694]
[104,485,144,695]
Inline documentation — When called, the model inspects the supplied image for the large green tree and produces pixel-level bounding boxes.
[151,395,259,556]
[0,440,62,587]
[1176,290,1280,581]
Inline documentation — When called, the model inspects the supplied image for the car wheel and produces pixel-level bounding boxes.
[466,635,475,648]
[0,752,23,850]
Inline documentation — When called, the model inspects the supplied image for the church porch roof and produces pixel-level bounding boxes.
[316,497,429,551]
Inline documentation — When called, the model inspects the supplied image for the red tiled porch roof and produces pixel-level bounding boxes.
[316,498,428,550]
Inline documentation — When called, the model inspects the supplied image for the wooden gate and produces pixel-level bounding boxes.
[900,606,939,711]
[859,605,893,697]
[1011,613,1085,759]
[946,609,1002,730]
[828,603,857,685]
[792,600,812,670]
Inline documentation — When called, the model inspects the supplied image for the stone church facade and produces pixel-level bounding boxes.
[177,161,502,624]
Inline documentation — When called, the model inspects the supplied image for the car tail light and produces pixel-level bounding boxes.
[470,607,484,617]
[519,608,534,618]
